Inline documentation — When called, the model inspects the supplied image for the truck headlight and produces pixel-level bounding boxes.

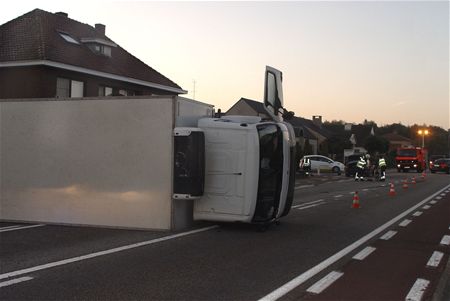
[397,164,401,168]
[413,164,417,168]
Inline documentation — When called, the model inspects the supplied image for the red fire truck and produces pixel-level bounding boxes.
[396,147,428,173]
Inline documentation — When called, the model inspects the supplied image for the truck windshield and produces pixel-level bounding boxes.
[398,149,418,157]
[254,124,283,222]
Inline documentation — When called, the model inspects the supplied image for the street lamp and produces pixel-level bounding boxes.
[417,129,429,148]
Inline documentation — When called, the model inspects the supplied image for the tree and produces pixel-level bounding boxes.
[364,135,389,155]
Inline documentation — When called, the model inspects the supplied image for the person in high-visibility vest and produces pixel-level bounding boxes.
[378,154,387,181]
[355,155,367,181]
[301,157,311,176]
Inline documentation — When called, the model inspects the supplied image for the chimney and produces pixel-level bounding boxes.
[55,12,68,18]
[312,115,322,128]
[95,23,106,35]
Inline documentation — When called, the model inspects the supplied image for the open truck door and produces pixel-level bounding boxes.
[263,66,296,218]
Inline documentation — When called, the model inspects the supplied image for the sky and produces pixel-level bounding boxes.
[1,0,449,129]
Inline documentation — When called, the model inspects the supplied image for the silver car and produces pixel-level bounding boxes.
[299,155,345,175]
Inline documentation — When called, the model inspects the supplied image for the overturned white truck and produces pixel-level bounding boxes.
[173,66,296,225]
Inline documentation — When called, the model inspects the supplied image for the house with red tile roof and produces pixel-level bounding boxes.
[0,9,186,99]
[225,97,333,155]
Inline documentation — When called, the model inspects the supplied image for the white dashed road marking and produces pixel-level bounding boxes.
[399,219,412,227]
[426,251,444,268]
[380,230,397,240]
[352,247,376,261]
[422,205,431,210]
[440,235,450,246]
[405,278,430,301]
[258,183,450,301]
[412,211,423,217]
[306,271,344,294]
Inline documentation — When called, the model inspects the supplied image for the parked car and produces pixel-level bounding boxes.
[299,155,345,175]
[429,155,448,168]
[345,154,363,177]
[430,158,450,174]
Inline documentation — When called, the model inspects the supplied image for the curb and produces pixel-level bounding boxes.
[432,256,450,301]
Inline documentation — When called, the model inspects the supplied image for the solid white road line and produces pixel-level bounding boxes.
[352,246,376,261]
[0,224,45,233]
[399,219,412,227]
[380,230,397,240]
[405,278,430,301]
[0,225,22,230]
[0,276,33,288]
[426,251,444,268]
[412,211,423,217]
[422,205,431,210]
[258,183,450,301]
[295,203,325,210]
[295,184,314,190]
[291,199,325,208]
[440,235,450,246]
[0,225,218,280]
[306,271,344,294]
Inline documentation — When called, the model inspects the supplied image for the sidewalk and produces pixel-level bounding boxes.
[433,256,450,301]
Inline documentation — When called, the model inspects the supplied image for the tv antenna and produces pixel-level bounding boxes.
[193,80,196,100]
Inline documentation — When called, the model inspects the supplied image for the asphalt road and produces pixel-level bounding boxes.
[1,171,449,300]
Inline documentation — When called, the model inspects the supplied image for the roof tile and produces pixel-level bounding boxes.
[0,9,183,91]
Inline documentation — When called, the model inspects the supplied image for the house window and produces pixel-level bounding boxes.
[98,86,113,96]
[88,44,112,57]
[56,78,84,98]
[58,32,80,44]
[118,89,135,96]
[102,46,111,57]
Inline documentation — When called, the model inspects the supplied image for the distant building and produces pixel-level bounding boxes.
[381,132,412,151]
[0,9,186,99]
[225,97,334,155]
[226,97,270,119]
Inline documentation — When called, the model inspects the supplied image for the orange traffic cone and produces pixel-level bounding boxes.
[389,183,396,196]
[411,176,416,185]
[421,172,426,180]
[402,179,408,189]
[352,191,360,208]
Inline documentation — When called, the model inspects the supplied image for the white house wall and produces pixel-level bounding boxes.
[1,97,174,230]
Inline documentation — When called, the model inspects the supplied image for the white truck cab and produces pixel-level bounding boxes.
[173,66,296,225]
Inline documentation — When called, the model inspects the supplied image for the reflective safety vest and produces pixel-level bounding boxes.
[378,158,386,167]
[357,157,366,169]
[303,158,311,166]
